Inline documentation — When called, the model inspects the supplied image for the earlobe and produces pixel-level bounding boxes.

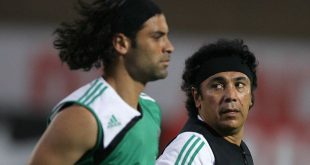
[112,33,130,55]
[191,87,201,109]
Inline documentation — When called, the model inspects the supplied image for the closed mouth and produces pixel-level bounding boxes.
[162,57,170,62]
[161,59,170,66]
[220,109,240,114]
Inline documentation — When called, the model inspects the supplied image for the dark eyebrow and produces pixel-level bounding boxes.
[234,76,248,82]
[209,76,225,82]
[151,31,166,36]
[209,76,248,83]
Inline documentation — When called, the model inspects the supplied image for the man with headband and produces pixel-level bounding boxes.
[29,0,174,164]
[157,39,257,165]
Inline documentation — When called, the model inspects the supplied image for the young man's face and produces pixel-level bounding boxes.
[125,14,174,83]
[194,71,252,135]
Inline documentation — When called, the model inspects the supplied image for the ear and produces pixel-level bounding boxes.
[112,33,131,55]
[249,93,254,110]
[191,87,201,109]
[249,99,253,110]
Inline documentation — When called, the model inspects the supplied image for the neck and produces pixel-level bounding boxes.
[198,115,244,146]
[222,128,244,146]
[104,66,145,110]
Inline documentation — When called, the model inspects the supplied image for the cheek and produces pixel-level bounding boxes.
[142,39,157,49]
[239,92,252,107]
[201,93,220,110]
[147,40,164,55]
[205,91,221,103]
[134,46,153,63]
[140,44,158,58]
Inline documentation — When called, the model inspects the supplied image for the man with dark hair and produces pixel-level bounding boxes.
[29,0,174,164]
[157,39,257,165]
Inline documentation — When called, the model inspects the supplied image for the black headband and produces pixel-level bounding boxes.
[195,56,254,86]
[114,0,162,36]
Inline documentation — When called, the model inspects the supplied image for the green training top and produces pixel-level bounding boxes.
[49,77,161,164]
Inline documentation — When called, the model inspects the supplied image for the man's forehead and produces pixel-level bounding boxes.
[141,14,168,31]
[206,71,250,81]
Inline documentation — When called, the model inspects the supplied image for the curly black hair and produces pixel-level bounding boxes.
[181,39,258,118]
[53,0,146,72]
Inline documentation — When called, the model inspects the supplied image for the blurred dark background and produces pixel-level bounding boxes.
[1,0,310,37]
[1,0,310,164]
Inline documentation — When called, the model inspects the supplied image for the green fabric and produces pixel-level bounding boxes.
[72,96,161,164]
[49,91,161,164]
[48,78,161,164]
[100,97,161,164]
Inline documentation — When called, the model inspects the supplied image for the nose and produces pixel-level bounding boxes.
[165,38,174,54]
[223,85,237,103]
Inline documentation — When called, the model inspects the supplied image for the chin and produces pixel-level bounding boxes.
[147,75,166,82]
[219,122,241,132]
[153,71,168,80]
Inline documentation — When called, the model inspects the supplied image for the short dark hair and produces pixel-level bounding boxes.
[181,39,258,118]
[53,0,161,72]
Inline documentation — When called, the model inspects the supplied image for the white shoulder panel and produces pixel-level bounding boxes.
[156,132,215,165]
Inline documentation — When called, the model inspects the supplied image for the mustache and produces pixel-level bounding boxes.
[161,55,170,62]
[219,108,240,114]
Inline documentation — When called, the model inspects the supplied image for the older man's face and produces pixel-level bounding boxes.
[193,71,252,135]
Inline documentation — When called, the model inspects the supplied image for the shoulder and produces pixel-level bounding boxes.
[49,105,98,149]
[51,78,106,112]
[29,105,98,164]
[139,92,160,113]
[139,92,158,103]
[156,132,215,165]
[139,92,161,121]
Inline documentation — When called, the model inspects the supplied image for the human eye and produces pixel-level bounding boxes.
[211,83,224,90]
[152,32,164,40]
[235,82,245,89]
